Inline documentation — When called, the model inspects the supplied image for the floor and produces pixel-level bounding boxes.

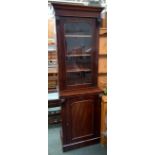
[48,124,107,155]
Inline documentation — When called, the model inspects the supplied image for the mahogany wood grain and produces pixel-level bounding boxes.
[50,2,104,151]
[101,96,107,144]
[52,2,103,18]
[61,94,101,151]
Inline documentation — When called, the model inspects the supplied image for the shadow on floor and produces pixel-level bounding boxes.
[48,124,107,155]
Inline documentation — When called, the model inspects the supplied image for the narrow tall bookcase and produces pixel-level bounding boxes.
[50,2,104,152]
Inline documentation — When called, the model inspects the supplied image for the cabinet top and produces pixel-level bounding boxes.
[50,1,104,18]
[60,87,103,98]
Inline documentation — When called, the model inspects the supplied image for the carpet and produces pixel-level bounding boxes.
[48,124,107,155]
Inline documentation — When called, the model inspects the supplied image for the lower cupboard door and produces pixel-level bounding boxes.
[67,95,101,143]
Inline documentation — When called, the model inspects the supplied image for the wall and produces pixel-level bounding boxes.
[98,13,107,144]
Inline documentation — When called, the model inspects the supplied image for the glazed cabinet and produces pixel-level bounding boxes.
[51,2,104,152]
[57,17,98,90]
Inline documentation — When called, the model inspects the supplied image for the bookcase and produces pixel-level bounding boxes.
[50,2,104,151]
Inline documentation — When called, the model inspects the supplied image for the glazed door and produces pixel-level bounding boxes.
[57,17,98,90]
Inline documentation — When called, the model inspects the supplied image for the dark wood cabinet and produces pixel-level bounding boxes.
[51,2,104,152]
[61,95,101,151]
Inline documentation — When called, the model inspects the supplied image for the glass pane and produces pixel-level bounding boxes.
[64,21,93,86]
[66,37,92,55]
[66,72,92,85]
[65,22,92,35]
[66,56,91,71]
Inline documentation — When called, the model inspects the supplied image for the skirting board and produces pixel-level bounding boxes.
[62,137,100,152]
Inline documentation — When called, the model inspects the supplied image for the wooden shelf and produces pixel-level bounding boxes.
[48,73,58,76]
[99,53,107,57]
[67,68,91,73]
[67,53,91,57]
[100,28,107,30]
[48,86,57,90]
[48,89,58,93]
[100,28,107,35]
[65,34,92,38]
[48,68,58,73]
[98,72,107,75]
[48,76,57,80]
[67,82,91,86]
